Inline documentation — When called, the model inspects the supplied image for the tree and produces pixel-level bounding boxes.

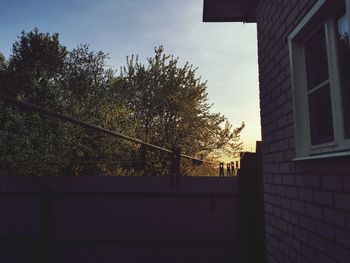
[0,53,6,71]
[3,28,67,107]
[0,29,244,177]
[0,29,69,176]
[0,29,135,176]
[117,46,244,175]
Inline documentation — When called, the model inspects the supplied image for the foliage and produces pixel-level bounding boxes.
[0,29,244,176]
[117,46,244,175]
[0,29,134,176]
[3,28,67,107]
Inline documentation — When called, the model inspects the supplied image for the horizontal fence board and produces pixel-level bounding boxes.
[0,176,237,193]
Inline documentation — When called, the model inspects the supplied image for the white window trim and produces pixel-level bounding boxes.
[289,0,350,160]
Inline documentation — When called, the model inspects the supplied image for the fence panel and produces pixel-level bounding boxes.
[0,176,238,263]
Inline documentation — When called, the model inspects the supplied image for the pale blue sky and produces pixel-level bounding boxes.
[0,0,260,151]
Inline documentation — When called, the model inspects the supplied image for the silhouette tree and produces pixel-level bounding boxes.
[0,30,244,176]
[0,29,134,176]
[117,46,244,175]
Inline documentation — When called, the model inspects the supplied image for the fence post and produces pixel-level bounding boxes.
[226,163,231,176]
[38,188,52,263]
[219,162,224,177]
[237,144,266,263]
[170,147,181,187]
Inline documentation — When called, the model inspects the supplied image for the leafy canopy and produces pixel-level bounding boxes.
[0,29,244,176]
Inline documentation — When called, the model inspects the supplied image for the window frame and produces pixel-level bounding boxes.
[289,0,350,160]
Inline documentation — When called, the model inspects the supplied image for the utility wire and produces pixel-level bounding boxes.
[0,93,216,165]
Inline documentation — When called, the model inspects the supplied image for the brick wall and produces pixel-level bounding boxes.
[256,1,350,263]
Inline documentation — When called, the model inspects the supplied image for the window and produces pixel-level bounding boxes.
[289,0,350,159]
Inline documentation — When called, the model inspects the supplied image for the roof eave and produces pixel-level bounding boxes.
[202,0,258,23]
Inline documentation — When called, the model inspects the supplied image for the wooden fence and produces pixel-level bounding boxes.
[0,176,239,263]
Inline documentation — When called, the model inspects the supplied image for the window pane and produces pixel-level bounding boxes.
[337,12,349,39]
[337,12,350,138]
[305,26,329,90]
[308,84,334,145]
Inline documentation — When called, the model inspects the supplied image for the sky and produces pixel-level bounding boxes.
[0,0,261,152]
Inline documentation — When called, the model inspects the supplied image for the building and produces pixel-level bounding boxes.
[204,0,350,262]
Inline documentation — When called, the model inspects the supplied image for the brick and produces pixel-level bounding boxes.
[277,115,289,129]
[276,196,282,207]
[283,255,294,263]
[263,175,268,183]
[310,160,330,174]
[309,233,326,252]
[298,188,313,202]
[274,152,284,162]
[293,238,301,251]
[295,175,304,187]
[267,254,279,263]
[282,127,293,142]
[292,199,305,214]
[267,174,274,183]
[283,232,292,244]
[266,222,274,235]
[344,177,350,191]
[324,208,346,227]
[286,222,294,235]
[303,175,320,188]
[273,174,283,184]
[314,191,333,206]
[285,186,298,198]
[278,141,290,152]
[336,227,350,248]
[321,176,342,191]
[264,183,274,194]
[274,248,284,263]
[286,3,300,27]
[283,174,294,185]
[275,185,285,196]
[301,243,317,261]
[266,203,273,213]
[329,159,350,174]
[318,253,337,263]
[269,214,279,228]
[284,150,294,161]
[294,225,308,242]
[273,206,282,217]
[288,137,295,150]
[294,162,311,173]
[290,249,298,262]
[334,193,350,210]
[280,197,291,209]
[299,1,318,19]
[305,203,322,220]
[279,241,290,255]
[297,254,311,263]
[277,217,288,231]
[299,215,315,231]
[316,221,335,239]
[290,211,298,224]
[327,241,350,263]
[266,193,278,205]
[271,164,280,174]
